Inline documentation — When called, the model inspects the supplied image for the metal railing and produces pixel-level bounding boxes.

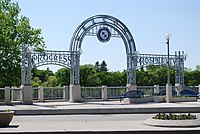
[0,85,199,103]
[80,86,127,100]
[137,86,154,97]
[81,87,102,100]
[107,86,127,99]
[44,87,64,100]
[32,87,39,100]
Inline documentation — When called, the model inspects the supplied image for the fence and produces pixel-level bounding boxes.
[0,86,22,104]
[0,85,199,104]
[81,86,127,100]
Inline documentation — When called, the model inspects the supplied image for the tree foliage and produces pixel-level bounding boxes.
[32,69,54,83]
[184,65,200,86]
[0,0,45,87]
[55,68,70,87]
[30,64,200,87]
[80,64,95,86]
[99,60,108,72]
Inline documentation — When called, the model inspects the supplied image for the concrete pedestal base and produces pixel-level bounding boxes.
[171,97,197,102]
[22,85,33,105]
[5,87,11,105]
[69,84,81,102]
[126,84,137,91]
[123,97,152,104]
[166,84,172,103]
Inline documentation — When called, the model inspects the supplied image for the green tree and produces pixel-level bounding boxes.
[32,69,54,83]
[136,65,175,86]
[108,71,126,86]
[0,0,45,87]
[55,68,70,86]
[136,68,150,86]
[186,70,200,86]
[94,61,100,72]
[195,65,200,71]
[32,77,42,87]
[87,73,101,86]
[100,60,108,72]
[45,76,58,87]
[80,64,95,86]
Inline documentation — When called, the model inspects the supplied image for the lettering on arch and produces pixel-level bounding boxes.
[31,50,72,68]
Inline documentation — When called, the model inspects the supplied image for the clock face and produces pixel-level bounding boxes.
[97,27,111,43]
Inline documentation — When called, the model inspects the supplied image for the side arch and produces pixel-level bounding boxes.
[69,15,137,85]
[21,46,72,85]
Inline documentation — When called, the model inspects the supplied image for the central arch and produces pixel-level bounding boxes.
[69,15,137,88]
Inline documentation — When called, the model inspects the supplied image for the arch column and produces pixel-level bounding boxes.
[69,52,81,102]
[126,52,137,90]
[21,44,33,104]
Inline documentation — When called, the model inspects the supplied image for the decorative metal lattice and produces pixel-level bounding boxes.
[31,50,72,68]
[133,52,186,84]
[70,14,136,85]
[21,15,186,86]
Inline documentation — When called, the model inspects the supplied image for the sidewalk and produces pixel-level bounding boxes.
[0,100,200,115]
[0,100,200,134]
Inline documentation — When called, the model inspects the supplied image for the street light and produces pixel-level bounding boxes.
[165,33,171,103]
[165,33,171,85]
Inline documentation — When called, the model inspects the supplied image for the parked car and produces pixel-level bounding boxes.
[180,89,199,97]
[154,90,177,96]
[120,90,144,102]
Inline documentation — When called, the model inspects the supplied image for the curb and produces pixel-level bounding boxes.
[14,107,200,115]
[143,117,200,127]
[1,130,200,134]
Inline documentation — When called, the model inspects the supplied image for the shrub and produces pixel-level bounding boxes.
[152,113,197,120]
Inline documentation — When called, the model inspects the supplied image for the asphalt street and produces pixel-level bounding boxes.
[12,114,155,122]
[1,101,200,134]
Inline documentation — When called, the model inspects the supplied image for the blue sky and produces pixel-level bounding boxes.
[13,0,200,72]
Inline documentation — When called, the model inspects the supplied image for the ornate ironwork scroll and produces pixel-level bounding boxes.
[21,44,74,85]
[31,50,72,68]
[21,15,186,87]
[133,51,186,84]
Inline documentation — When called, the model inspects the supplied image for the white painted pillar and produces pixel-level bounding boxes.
[101,85,108,100]
[63,86,69,101]
[5,86,11,105]
[166,84,172,103]
[22,85,33,105]
[69,84,81,102]
[38,86,44,102]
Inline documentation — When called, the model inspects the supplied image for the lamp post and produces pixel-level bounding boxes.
[166,33,171,85]
[165,33,171,103]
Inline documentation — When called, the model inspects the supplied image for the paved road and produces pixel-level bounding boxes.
[12,114,155,122]
[1,101,200,133]
[0,114,199,134]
